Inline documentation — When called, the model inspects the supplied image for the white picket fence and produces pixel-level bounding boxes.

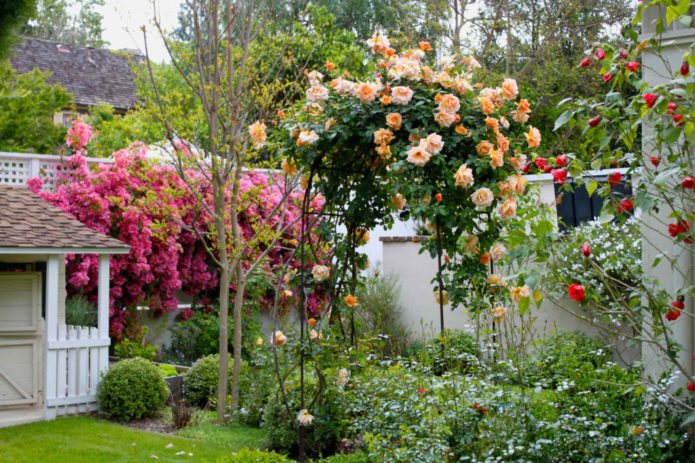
[45,324,110,417]
[0,152,113,191]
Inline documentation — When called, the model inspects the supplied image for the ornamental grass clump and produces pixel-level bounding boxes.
[97,357,169,421]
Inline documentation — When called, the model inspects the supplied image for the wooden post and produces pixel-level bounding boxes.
[45,255,60,420]
[97,255,110,379]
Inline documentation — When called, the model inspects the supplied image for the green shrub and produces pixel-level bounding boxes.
[213,448,290,462]
[113,326,159,361]
[65,294,97,326]
[157,363,179,377]
[184,354,246,406]
[410,329,481,375]
[318,452,370,462]
[97,357,169,421]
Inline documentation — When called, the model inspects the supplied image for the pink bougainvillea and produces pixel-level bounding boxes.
[30,121,327,340]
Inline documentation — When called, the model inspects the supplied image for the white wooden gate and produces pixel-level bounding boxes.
[0,273,42,409]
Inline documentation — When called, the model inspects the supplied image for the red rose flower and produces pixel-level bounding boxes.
[534,157,547,170]
[688,381,695,392]
[551,168,568,185]
[608,172,621,186]
[521,162,532,174]
[594,48,606,61]
[674,114,684,126]
[543,165,552,173]
[667,102,677,114]
[581,242,591,257]
[588,115,602,128]
[682,176,695,189]
[556,154,568,167]
[665,308,681,321]
[649,156,660,167]
[417,387,428,395]
[603,72,613,83]
[671,298,685,310]
[619,49,628,60]
[568,283,586,302]
[617,199,633,212]
[643,93,658,108]
[626,61,639,72]
[681,60,690,76]
[668,221,692,243]
[580,58,591,67]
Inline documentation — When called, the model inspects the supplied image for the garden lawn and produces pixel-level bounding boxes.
[0,416,267,463]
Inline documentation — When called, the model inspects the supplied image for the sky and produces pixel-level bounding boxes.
[97,0,184,63]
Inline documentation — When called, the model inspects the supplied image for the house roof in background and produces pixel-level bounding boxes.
[10,37,141,111]
[0,185,130,254]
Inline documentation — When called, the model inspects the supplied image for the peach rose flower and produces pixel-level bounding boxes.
[510,152,527,171]
[434,111,457,127]
[511,109,530,123]
[490,150,504,169]
[386,112,402,130]
[478,96,495,115]
[490,243,507,262]
[455,124,468,135]
[501,78,519,100]
[375,144,391,158]
[510,285,530,304]
[281,158,297,175]
[485,117,499,131]
[497,134,510,153]
[497,180,512,196]
[493,305,509,320]
[464,234,479,253]
[374,128,395,145]
[511,175,527,194]
[270,330,287,347]
[248,121,267,149]
[423,133,444,154]
[391,86,414,105]
[306,85,329,103]
[391,193,406,210]
[476,140,494,156]
[297,130,319,146]
[498,197,517,220]
[526,126,541,148]
[366,30,390,54]
[471,187,494,208]
[331,78,354,95]
[312,264,330,282]
[406,145,432,166]
[344,294,359,307]
[454,164,474,187]
[354,82,378,103]
[438,93,460,114]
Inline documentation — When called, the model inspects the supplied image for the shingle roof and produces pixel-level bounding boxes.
[10,37,141,111]
[0,185,130,253]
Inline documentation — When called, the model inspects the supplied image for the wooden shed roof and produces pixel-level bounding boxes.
[0,185,129,254]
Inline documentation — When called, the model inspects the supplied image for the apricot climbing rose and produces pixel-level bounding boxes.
[498,197,517,220]
[490,150,504,169]
[454,164,474,187]
[306,85,329,103]
[525,126,541,148]
[345,294,358,307]
[312,264,330,282]
[464,234,479,253]
[270,330,287,347]
[455,124,468,135]
[501,78,519,100]
[471,187,494,208]
[297,130,319,146]
[336,368,350,386]
[391,193,407,209]
[355,228,370,245]
[373,128,395,145]
[297,409,315,426]
[434,111,457,127]
[493,305,509,319]
[497,135,510,153]
[248,121,267,149]
[490,243,507,262]
[366,30,390,54]
[486,274,504,285]
[281,158,297,175]
[510,285,530,303]
[391,86,414,105]
[479,96,495,115]
[511,99,531,123]
[386,113,402,130]
[476,140,494,156]
[480,253,491,264]
[438,94,460,114]
[406,145,432,166]
[354,82,378,103]
[511,175,527,194]
[434,290,449,305]
[331,78,354,95]
[421,133,444,154]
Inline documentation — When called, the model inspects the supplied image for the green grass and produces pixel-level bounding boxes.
[177,412,268,449]
[0,416,269,463]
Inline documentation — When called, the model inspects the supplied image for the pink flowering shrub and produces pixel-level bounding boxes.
[29,121,327,340]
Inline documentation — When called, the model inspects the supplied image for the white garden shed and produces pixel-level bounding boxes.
[0,185,129,428]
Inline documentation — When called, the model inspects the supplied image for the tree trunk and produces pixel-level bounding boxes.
[230,260,245,414]
[214,183,231,425]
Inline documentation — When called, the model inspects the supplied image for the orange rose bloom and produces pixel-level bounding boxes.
[455,124,468,135]
[479,96,495,115]
[480,253,491,264]
[476,140,494,156]
[526,126,541,148]
[490,149,504,169]
[325,62,335,69]
[344,294,358,307]
[485,117,499,130]
[497,134,510,153]
[373,128,395,145]
[386,112,402,130]
[381,95,392,105]
[308,318,317,326]
[419,41,433,51]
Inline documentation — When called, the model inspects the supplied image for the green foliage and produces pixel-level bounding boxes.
[429,329,481,375]
[354,269,409,357]
[21,0,107,47]
[213,448,290,463]
[86,102,161,157]
[113,327,159,362]
[64,293,97,326]
[183,354,246,407]
[157,363,179,378]
[317,452,370,463]
[0,61,70,153]
[97,357,169,422]
[0,0,36,60]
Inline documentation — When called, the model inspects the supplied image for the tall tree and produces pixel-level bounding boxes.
[0,0,36,59]
[22,0,107,47]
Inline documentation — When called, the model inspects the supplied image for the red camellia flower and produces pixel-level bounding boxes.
[619,48,628,60]
[682,176,695,189]
[556,154,568,167]
[674,114,684,126]
[626,61,639,72]
[665,308,681,321]
[534,157,547,170]
[681,60,690,76]
[543,165,552,173]
[581,242,591,257]
[650,156,660,167]
[617,199,633,213]
[608,172,621,186]
[668,221,692,243]
[588,115,602,128]
[580,58,591,67]
[688,381,695,392]
[603,72,613,83]
[643,93,658,108]
[521,162,532,174]
[667,102,677,114]
[551,168,568,185]
[594,48,606,60]
[671,299,685,310]
[568,283,586,302]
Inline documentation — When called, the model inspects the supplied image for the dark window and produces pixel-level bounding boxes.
[555,175,631,231]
